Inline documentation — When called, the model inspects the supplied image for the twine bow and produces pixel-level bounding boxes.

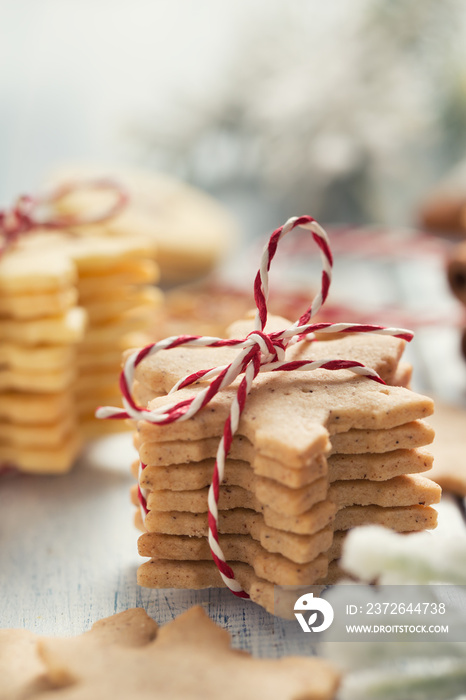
[0,179,128,258]
[97,215,413,598]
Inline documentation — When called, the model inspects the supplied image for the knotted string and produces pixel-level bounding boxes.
[97,215,413,598]
[0,179,128,258]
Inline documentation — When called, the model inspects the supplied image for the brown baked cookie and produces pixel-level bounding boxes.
[0,608,340,700]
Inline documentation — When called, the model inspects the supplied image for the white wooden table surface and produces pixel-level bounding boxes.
[1,227,466,660]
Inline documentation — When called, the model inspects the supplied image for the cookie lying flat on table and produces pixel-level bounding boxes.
[0,628,51,700]
[0,608,159,700]
[0,607,339,700]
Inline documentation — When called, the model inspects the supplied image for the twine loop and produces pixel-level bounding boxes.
[0,179,128,257]
[97,214,414,598]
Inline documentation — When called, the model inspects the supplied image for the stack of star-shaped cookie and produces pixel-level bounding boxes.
[0,246,85,473]
[129,316,440,614]
[0,231,161,472]
[60,235,162,438]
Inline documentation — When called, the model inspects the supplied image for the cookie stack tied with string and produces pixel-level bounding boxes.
[0,181,162,473]
[98,216,441,615]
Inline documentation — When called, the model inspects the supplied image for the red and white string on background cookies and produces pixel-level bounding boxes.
[97,215,414,599]
[0,179,128,257]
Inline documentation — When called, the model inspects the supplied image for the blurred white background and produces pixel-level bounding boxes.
[2,0,466,234]
[0,0,239,193]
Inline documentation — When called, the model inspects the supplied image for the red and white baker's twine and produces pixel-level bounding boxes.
[0,179,128,258]
[97,215,414,599]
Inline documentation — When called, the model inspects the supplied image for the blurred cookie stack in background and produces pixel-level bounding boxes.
[0,231,162,470]
[0,165,238,473]
[63,236,162,439]
[0,246,85,473]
